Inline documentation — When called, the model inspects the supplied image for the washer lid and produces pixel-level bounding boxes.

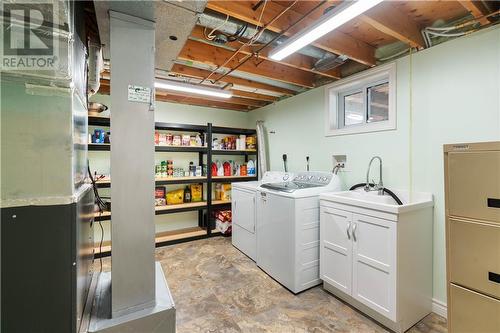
[260,181,323,193]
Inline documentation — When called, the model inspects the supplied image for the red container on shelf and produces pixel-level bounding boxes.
[223,161,231,176]
[211,162,218,176]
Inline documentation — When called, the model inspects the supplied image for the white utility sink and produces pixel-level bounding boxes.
[319,188,434,332]
[320,189,433,214]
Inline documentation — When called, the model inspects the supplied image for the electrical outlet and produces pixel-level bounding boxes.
[332,155,347,171]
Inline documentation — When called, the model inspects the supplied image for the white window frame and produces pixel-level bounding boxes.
[325,62,396,136]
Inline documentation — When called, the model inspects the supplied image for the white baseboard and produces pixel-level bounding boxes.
[432,298,447,319]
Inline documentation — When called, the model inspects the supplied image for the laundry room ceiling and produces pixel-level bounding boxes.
[92,0,499,111]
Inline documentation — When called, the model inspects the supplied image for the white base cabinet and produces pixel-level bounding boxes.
[320,196,433,333]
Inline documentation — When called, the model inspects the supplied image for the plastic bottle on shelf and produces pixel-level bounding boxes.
[189,161,195,176]
[217,161,224,176]
[223,161,231,176]
[247,160,255,176]
[211,162,218,176]
[239,135,246,150]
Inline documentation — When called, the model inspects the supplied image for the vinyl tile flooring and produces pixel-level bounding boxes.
[100,237,447,333]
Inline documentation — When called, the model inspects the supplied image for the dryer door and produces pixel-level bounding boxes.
[232,187,256,233]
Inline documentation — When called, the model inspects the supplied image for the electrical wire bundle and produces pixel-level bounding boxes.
[203,14,249,44]
[88,163,106,272]
[422,9,499,47]
[199,0,302,85]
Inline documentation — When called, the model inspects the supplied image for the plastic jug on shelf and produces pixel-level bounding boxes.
[223,161,231,176]
[211,162,218,176]
[247,160,256,176]
[217,161,224,176]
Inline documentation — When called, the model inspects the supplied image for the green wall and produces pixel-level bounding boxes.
[88,26,500,305]
[248,26,500,304]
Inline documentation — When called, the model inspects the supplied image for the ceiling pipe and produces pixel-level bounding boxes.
[198,11,339,61]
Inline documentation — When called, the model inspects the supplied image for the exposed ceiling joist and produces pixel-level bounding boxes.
[160,91,267,108]
[178,39,316,88]
[158,93,254,111]
[278,1,425,49]
[458,1,490,25]
[206,1,376,66]
[361,3,425,49]
[231,89,279,102]
[190,26,341,79]
[170,64,296,96]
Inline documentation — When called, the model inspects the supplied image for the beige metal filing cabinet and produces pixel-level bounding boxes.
[444,142,500,333]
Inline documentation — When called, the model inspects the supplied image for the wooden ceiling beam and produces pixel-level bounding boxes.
[178,39,316,88]
[170,64,295,96]
[231,89,278,102]
[159,90,268,108]
[191,25,341,79]
[206,1,376,66]
[276,1,425,49]
[361,3,425,49]
[157,93,254,112]
[458,1,490,25]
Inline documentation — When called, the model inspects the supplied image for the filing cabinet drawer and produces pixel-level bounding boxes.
[449,284,500,333]
[447,151,500,223]
[449,218,500,299]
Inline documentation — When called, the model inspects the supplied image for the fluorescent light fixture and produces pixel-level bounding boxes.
[270,0,384,61]
[154,80,232,99]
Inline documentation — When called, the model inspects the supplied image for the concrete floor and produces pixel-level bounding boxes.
[101,237,447,333]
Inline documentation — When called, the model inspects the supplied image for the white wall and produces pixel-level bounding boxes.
[248,26,500,304]
[89,94,251,242]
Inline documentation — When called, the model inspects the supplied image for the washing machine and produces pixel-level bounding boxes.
[256,171,341,293]
[232,171,294,261]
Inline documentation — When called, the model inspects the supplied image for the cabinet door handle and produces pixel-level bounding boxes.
[352,223,357,242]
[346,222,351,240]
[487,198,500,208]
[489,272,500,284]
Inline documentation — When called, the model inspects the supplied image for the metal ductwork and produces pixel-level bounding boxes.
[198,11,342,63]
[313,54,348,71]
[94,1,207,71]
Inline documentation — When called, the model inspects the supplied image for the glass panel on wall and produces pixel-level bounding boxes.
[367,82,389,123]
[343,91,364,126]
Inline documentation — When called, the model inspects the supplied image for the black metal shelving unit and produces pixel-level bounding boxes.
[89,119,258,257]
[88,143,110,151]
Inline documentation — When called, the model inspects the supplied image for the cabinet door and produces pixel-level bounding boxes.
[352,213,396,321]
[320,207,352,295]
[232,188,256,233]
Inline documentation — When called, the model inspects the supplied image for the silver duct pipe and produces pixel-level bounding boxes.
[197,12,338,61]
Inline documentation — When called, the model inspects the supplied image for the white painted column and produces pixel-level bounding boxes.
[109,11,155,317]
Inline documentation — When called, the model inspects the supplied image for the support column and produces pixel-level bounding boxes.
[109,11,155,316]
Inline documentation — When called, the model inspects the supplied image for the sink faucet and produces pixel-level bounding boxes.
[365,156,384,195]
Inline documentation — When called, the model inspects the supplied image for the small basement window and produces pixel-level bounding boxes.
[325,63,396,136]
